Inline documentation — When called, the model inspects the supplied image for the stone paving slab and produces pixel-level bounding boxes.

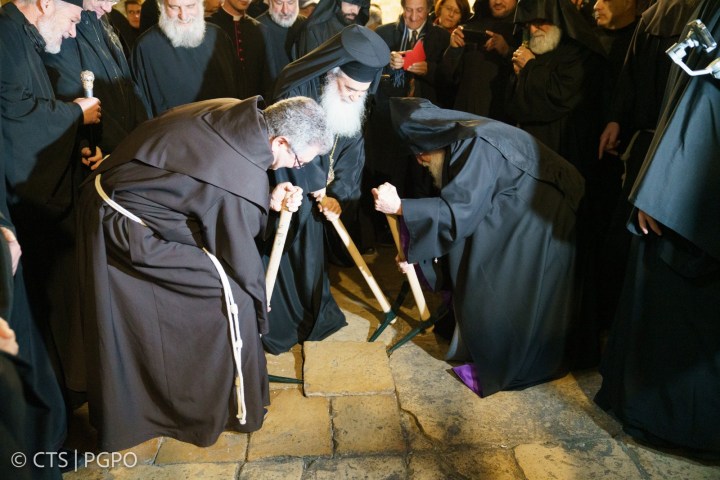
[238,458,305,479]
[624,436,720,479]
[409,447,525,480]
[248,389,332,460]
[303,341,395,396]
[304,455,406,479]
[515,440,642,479]
[63,468,107,480]
[390,343,612,447]
[119,437,162,465]
[400,411,435,453]
[155,432,247,464]
[108,463,238,479]
[331,395,405,455]
[266,345,303,391]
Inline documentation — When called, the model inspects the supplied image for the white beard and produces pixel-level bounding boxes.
[159,9,206,48]
[269,9,298,28]
[320,76,367,138]
[36,13,63,54]
[425,153,445,189]
[529,25,562,55]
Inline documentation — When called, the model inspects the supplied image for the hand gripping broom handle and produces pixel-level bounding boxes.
[385,215,431,321]
[265,208,293,305]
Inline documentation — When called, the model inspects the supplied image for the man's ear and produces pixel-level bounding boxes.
[270,136,288,153]
[38,0,54,15]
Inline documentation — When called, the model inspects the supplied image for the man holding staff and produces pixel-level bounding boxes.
[76,96,332,451]
[373,98,584,397]
[262,25,390,354]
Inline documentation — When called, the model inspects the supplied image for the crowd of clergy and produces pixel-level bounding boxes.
[1,0,718,477]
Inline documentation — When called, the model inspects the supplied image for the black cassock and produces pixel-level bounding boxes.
[595,0,720,459]
[292,0,369,58]
[77,98,271,451]
[261,26,389,354]
[131,24,239,117]
[208,10,269,100]
[392,98,584,397]
[256,13,306,97]
[42,11,148,154]
[1,3,84,423]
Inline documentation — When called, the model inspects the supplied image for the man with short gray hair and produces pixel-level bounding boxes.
[77,95,332,452]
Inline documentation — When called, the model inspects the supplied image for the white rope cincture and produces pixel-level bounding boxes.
[95,174,247,424]
[202,248,246,424]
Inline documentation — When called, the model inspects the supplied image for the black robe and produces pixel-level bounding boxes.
[77,97,272,451]
[391,98,584,397]
[261,26,389,353]
[108,8,139,58]
[131,24,239,117]
[442,2,520,121]
[208,9,269,99]
[1,2,92,398]
[42,11,149,154]
[256,12,306,97]
[292,0,369,58]
[595,0,720,459]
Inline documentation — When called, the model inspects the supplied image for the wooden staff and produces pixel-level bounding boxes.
[328,217,394,316]
[386,215,431,321]
[265,208,293,305]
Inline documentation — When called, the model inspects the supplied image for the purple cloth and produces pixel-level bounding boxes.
[452,363,483,397]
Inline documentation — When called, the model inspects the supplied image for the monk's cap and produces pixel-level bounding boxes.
[339,61,380,83]
[61,0,84,8]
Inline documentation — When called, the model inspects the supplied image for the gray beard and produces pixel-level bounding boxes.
[426,155,444,189]
[269,10,297,28]
[319,78,366,138]
[36,14,63,54]
[529,25,562,55]
[159,10,207,48]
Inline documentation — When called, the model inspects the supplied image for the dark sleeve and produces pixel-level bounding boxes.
[130,36,158,117]
[509,45,588,124]
[402,139,502,262]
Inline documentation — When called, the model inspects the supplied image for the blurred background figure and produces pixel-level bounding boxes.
[300,0,318,16]
[366,1,382,28]
[433,0,469,32]
[205,0,223,17]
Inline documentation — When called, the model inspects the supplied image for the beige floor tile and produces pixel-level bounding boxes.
[248,389,331,460]
[516,440,642,479]
[108,463,238,479]
[332,395,405,455]
[155,432,247,464]
[303,341,395,396]
[304,456,406,479]
[239,458,305,479]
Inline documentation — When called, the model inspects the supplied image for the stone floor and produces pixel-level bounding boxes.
[63,244,720,480]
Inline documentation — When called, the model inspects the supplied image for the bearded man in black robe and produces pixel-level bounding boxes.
[293,0,370,57]
[595,0,720,459]
[77,96,333,451]
[373,98,584,397]
[1,0,101,422]
[508,0,606,175]
[260,25,390,354]
[256,0,307,97]
[208,0,270,99]
[131,0,239,116]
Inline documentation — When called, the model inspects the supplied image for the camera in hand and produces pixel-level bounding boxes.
[460,25,489,44]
